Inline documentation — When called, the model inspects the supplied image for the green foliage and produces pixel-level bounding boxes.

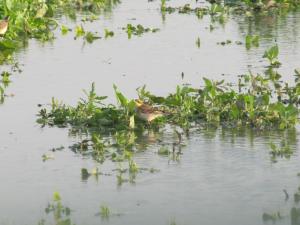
[161,0,166,11]
[37,66,300,167]
[75,25,85,37]
[40,192,73,225]
[0,0,119,100]
[263,45,281,66]
[38,68,300,133]
[84,31,101,43]
[196,37,201,48]
[262,212,282,223]
[42,153,54,162]
[104,28,114,38]
[123,24,159,39]
[245,35,259,49]
[99,205,110,219]
[209,3,224,15]
[0,0,118,42]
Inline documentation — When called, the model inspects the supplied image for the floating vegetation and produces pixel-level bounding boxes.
[262,211,283,223]
[50,146,65,152]
[104,29,114,38]
[37,52,300,173]
[73,25,101,43]
[196,37,201,48]
[123,24,160,39]
[38,192,73,225]
[37,192,121,224]
[217,39,232,45]
[81,167,111,181]
[99,205,110,219]
[38,65,300,132]
[61,25,72,35]
[263,45,281,67]
[0,0,119,44]
[84,31,101,43]
[160,0,300,28]
[0,0,119,101]
[245,35,259,49]
[42,154,55,162]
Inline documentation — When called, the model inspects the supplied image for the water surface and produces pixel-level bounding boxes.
[1,0,300,224]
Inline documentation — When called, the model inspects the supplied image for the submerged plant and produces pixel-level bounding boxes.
[262,211,282,223]
[269,142,293,161]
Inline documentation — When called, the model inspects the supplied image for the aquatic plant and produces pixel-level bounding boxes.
[61,25,71,35]
[123,24,159,39]
[37,62,300,176]
[161,0,166,12]
[196,37,201,48]
[104,29,114,38]
[99,205,110,219]
[209,3,224,15]
[0,0,120,101]
[42,154,55,162]
[217,39,232,45]
[245,34,259,49]
[38,66,300,132]
[40,192,73,225]
[263,45,281,67]
[84,31,101,43]
[262,211,282,223]
[0,0,119,43]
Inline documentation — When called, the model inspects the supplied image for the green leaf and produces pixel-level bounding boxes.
[75,25,85,37]
[129,115,135,129]
[53,192,61,201]
[113,85,128,107]
[61,25,70,35]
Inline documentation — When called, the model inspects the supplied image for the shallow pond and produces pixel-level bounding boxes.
[1,0,300,224]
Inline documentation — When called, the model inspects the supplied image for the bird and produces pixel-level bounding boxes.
[0,16,9,36]
[134,99,165,123]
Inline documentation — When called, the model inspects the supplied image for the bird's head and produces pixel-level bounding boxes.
[134,99,144,107]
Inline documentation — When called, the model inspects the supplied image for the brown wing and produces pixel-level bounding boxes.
[0,21,8,30]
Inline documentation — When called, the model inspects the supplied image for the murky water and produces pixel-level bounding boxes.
[1,0,300,224]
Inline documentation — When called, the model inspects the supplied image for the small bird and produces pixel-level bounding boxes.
[134,99,165,123]
[0,16,9,36]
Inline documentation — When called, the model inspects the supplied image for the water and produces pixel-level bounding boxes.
[1,0,300,224]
